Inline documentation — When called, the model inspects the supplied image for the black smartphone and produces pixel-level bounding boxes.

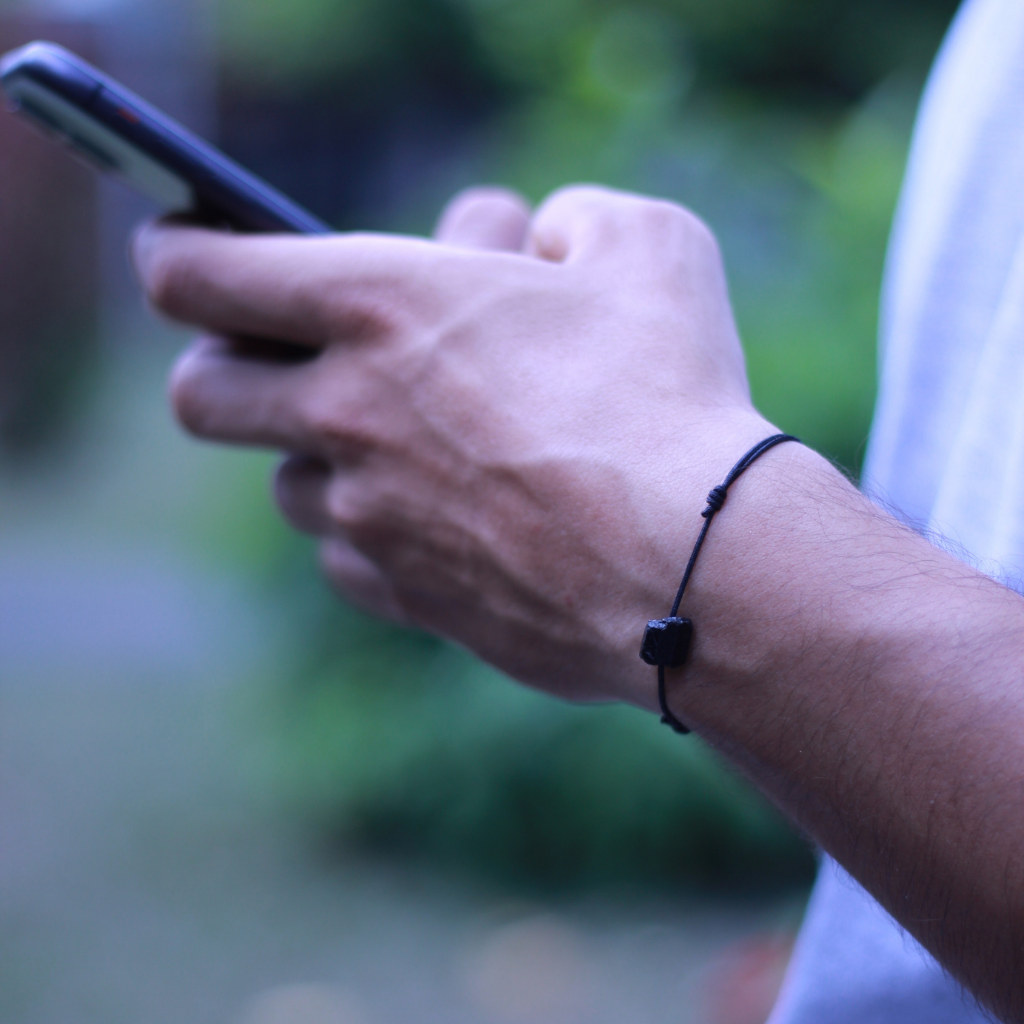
[0,40,330,235]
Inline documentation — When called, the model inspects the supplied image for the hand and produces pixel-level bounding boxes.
[294,187,535,624]
[134,186,1024,1018]
[133,185,772,708]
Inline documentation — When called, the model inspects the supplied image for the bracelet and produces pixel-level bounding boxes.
[639,433,800,734]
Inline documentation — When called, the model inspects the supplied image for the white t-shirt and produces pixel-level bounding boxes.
[769,0,1024,1019]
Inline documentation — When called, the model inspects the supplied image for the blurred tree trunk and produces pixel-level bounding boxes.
[0,16,98,455]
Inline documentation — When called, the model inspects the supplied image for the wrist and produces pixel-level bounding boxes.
[655,440,846,731]
[596,409,786,711]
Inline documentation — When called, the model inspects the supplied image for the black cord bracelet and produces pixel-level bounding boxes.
[639,433,800,735]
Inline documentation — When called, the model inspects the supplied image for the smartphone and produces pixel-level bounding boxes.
[0,41,330,235]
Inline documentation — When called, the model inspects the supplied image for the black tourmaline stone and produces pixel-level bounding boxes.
[639,617,693,668]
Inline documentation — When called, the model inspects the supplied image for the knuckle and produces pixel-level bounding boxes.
[548,183,616,208]
[325,482,370,534]
[320,538,361,585]
[441,185,524,221]
[639,197,704,237]
[531,185,722,265]
[535,184,618,226]
[434,186,531,250]
[632,200,722,268]
[318,539,404,621]
[680,208,721,257]
[301,396,353,452]
[301,376,380,456]
[315,271,406,342]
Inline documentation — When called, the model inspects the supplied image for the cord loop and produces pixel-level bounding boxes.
[641,433,800,734]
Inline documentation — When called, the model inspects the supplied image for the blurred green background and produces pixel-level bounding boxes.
[3,0,960,898]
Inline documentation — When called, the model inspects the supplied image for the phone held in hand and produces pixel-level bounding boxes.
[0,40,329,235]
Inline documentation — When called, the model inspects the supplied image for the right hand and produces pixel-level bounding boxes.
[134,184,766,708]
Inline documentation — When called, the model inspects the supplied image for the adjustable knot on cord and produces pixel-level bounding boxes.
[702,485,728,518]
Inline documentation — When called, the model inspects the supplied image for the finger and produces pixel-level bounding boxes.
[320,537,407,623]
[527,184,704,265]
[132,221,439,345]
[274,459,406,622]
[170,336,311,448]
[274,454,332,535]
[432,187,531,251]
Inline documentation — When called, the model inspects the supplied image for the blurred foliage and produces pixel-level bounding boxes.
[216,0,958,103]
[205,0,955,892]
[270,606,814,892]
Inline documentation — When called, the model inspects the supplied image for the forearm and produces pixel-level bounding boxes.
[131,185,1024,1018]
[640,436,1024,1020]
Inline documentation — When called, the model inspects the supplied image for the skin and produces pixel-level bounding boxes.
[134,185,1024,1022]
